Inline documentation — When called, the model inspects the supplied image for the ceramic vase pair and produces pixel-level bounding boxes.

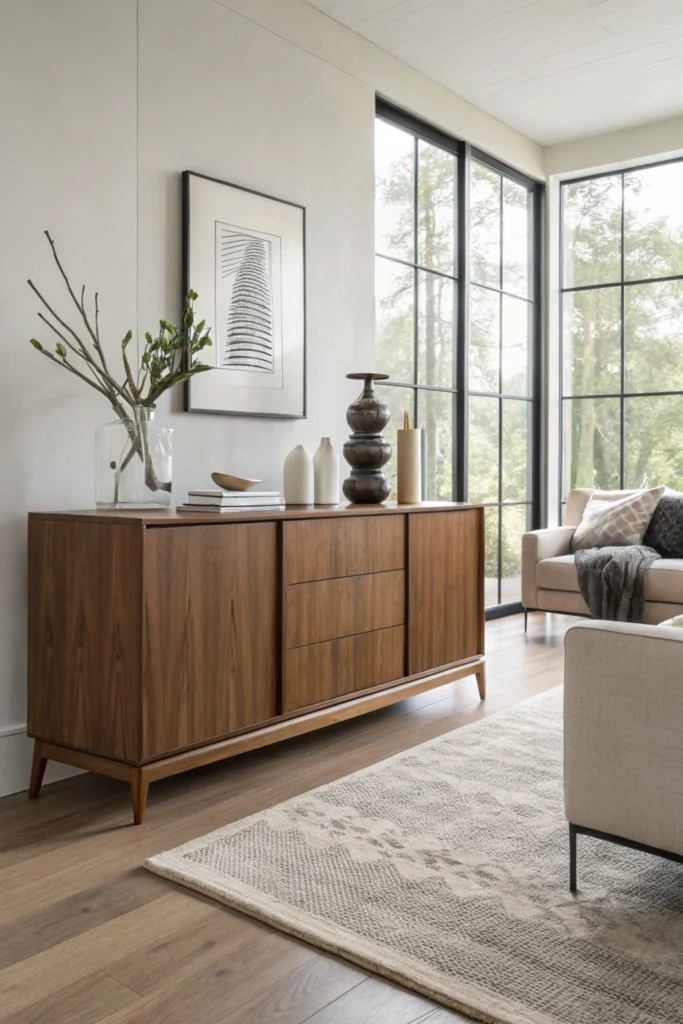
[283,438,339,505]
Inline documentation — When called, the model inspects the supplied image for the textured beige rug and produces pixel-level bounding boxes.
[147,690,683,1024]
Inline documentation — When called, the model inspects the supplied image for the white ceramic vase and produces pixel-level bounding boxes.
[283,444,314,504]
[313,437,340,505]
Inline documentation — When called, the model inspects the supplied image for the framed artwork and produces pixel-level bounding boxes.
[182,171,306,417]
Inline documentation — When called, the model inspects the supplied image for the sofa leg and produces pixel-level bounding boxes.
[569,824,578,893]
[524,608,529,633]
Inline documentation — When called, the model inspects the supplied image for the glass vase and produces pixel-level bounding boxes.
[95,407,172,508]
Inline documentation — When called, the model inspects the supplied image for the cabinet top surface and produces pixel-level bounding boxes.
[29,501,482,526]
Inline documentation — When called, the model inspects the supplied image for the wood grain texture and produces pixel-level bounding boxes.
[408,510,484,676]
[286,570,405,648]
[27,520,143,762]
[283,515,405,584]
[29,502,477,527]
[142,523,278,758]
[0,615,569,1024]
[284,625,406,712]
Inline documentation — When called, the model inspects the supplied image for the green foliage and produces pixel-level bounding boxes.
[563,171,683,495]
[27,231,213,415]
[376,129,531,600]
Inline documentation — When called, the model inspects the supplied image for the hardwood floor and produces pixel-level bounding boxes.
[0,612,572,1024]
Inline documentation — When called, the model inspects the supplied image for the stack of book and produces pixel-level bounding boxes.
[177,489,285,513]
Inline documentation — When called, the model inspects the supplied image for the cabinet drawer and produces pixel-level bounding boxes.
[284,625,405,713]
[286,570,405,648]
[284,515,405,584]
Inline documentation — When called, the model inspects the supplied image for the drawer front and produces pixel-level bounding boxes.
[284,625,405,713]
[284,515,405,584]
[286,570,405,648]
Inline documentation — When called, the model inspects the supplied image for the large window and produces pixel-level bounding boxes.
[561,161,683,500]
[375,101,543,612]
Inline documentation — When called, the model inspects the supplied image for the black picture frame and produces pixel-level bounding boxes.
[182,170,307,419]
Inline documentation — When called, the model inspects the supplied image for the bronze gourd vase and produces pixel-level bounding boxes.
[342,372,392,504]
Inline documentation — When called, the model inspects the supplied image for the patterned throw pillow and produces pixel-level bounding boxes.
[643,494,683,557]
[571,487,665,551]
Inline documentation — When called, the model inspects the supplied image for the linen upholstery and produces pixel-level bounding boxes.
[536,555,683,603]
[523,489,683,620]
[564,621,683,857]
[571,487,665,551]
[522,526,575,609]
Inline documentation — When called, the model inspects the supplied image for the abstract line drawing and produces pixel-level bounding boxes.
[218,227,274,372]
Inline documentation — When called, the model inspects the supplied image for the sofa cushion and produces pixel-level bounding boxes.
[643,495,683,557]
[645,559,683,603]
[536,555,581,593]
[572,487,665,550]
[536,553,683,603]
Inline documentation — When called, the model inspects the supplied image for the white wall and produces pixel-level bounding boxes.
[0,0,541,797]
[545,114,683,178]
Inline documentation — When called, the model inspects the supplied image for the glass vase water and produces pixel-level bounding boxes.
[95,407,172,508]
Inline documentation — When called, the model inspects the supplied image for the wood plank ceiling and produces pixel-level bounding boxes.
[304,0,683,145]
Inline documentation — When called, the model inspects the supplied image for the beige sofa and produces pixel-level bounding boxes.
[522,488,683,628]
[564,620,683,888]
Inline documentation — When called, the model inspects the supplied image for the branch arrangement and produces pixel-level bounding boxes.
[28,231,214,495]
[28,230,213,416]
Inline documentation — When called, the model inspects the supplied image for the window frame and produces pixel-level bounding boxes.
[376,99,545,617]
[559,156,683,512]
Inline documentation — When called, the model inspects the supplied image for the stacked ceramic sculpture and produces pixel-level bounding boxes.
[342,372,392,504]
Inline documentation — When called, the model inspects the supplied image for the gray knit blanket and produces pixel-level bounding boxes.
[575,546,660,622]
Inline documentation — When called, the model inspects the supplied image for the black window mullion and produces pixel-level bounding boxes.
[413,137,419,389]
[456,143,471,502]
[619,172,626,489]
[375,101,542,617]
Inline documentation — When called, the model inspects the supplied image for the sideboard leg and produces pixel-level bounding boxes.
[130,769,150,826]
[474,662,486,701]
[28,741,47,799]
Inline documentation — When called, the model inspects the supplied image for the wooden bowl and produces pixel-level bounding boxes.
[211,472,263,492]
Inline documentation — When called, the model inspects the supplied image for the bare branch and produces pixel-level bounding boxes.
[31,344,111,399]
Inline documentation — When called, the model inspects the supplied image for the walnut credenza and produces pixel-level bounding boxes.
[27,502,485,823]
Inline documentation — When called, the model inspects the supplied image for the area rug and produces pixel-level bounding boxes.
[146,690,683,1024]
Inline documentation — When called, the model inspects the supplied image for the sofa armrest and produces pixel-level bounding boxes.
[564,621,683,856]
[522,526,575,608]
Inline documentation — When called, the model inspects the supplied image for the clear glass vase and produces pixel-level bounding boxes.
[95,407,172,508]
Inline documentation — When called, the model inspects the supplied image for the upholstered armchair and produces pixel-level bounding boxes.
[564,620,683,890]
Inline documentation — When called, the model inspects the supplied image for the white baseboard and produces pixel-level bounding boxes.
[0,724,84,798]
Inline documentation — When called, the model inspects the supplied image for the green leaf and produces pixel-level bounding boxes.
[145,332,153,346]
[30,338,43,351]
[56,343,67,358]
[122,330,133,348]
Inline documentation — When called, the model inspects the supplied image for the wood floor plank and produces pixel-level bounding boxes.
[0,870,169,970]
[0,971,139,1024]
[0,895,211,1017]
[96,930,319,1024]
[0,614,571,1024]
[214,955,366,1024]
[301,975,437,1024]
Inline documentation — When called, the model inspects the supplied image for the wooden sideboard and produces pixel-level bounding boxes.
[27,502,485,823]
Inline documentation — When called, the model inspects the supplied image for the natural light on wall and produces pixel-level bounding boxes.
[561,160,683,505]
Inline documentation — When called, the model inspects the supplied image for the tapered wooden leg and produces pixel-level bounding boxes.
[130,768,150,826]
[28,741,47,799]
[474,662,486,700]
[569,824,578,893]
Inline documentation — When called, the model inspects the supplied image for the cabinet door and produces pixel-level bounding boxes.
[142,523,278,758]
[408,510,483,675]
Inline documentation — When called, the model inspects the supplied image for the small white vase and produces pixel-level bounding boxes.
[314,437,340,505]
[283,445,314,504]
